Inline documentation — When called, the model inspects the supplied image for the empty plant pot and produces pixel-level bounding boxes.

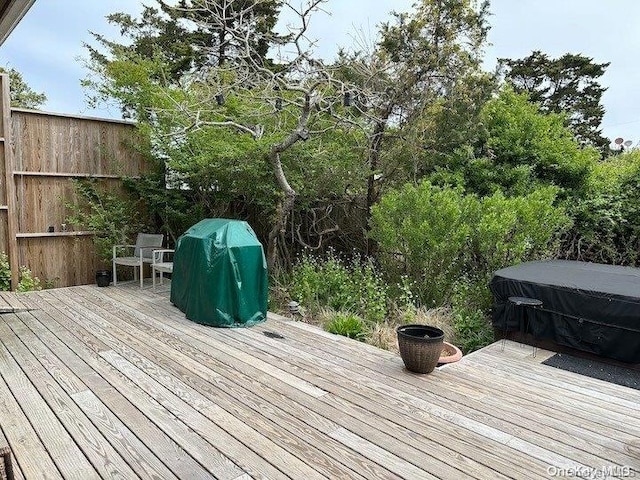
[438,341,463,366]
[396,324,444,374]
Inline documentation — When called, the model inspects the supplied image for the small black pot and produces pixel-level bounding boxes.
[95,269,111,287]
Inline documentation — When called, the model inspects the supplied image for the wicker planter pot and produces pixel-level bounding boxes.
[397,324,445,374]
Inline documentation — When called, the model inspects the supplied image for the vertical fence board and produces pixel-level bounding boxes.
[19,236,98,287]
[0,75,19,287]
[0,108,147,288]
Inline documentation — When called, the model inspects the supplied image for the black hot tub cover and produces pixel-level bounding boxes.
[490,260,640,363]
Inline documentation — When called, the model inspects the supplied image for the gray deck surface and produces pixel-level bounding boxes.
[0,283,637,479]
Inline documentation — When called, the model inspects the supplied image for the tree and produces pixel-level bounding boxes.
[84,0,366,270]
[428,88,599,198]
[335,0,492,252]
[85,0,283,117]
[0,67,46,109]
[499,51,609,153]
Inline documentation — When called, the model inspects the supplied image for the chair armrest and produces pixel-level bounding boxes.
[112,245,137,258]
[153,249,175,264]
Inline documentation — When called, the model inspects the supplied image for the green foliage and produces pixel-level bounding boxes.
[0,252,44,292]
[17,266,41,292]
[468,187,569,277]
[325,312,366,341]
[0,67,47,109]
[565,150,640,265]
[380,71,496,189]
[289,251,389,324]
[451,305,494,354]
[0,252,10,291]
[476,88,598,195]
[89,1,283,87]
[420,88,599,200]
[500,50,609,153]
[351,0,493,219]
[65,179,146,266]
[122,171,205,246]
[370,182,472,306]
[371,181,569,308]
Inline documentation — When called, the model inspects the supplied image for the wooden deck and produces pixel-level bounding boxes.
[0,283,638,479]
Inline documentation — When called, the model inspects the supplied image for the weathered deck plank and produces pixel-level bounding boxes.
[0,322,97,479]
[0,282,636,479]
[95,287,509,479]
[18,306,216,480]
[0,317,149,479]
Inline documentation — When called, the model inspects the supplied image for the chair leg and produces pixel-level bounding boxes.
[139,264,144,288]
[113,259,117,286]
[152,267,156,291]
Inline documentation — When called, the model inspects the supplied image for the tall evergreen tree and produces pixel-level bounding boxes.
[86,0,283,89]
[500,51,610,154]
[84,0,366,269]
[0,67,46,109]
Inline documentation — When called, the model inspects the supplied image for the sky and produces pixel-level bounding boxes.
[1,0,639,146]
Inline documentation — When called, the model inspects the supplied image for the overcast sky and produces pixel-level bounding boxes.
[1,0,639,146]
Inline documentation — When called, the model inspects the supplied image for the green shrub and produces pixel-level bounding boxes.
[325,312,366,341]
[451,305,494,354]
[371,181,569,309]
[478,88,597,194]
[0,252,10,291]
[566,150,640,265]
[66,179,145,266]
[470,187,568,274]
[17,266,41,292]
[0,253,42,292]
[370,183,473,306]
[289,251,389,323]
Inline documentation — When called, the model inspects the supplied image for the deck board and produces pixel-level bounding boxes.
[0,283,636,479]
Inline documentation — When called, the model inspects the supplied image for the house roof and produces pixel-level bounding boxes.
[0,0,34,46]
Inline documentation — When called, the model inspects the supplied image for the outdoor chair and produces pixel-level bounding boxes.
[152,249,174,291]
[112,233,164,288]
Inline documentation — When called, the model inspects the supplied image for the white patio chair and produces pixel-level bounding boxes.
[112,233,164,288]
[152,249,174,291]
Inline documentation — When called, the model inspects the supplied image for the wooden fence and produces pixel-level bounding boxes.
[0,74,146,288]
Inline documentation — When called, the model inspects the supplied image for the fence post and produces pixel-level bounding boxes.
[0,74,19,289]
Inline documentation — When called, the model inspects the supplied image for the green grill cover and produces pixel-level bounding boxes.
[170,219,268,327]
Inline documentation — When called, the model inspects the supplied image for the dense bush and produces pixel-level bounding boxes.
[17,266,42,292]
[0,252,42,292]
[565,151,640,265]
[424,89,599,198]
[476,88,598,195]
[451,304,495,354]
[289,251,389,324]
[371,182,569,352]
[369,183,472,307]
[66,179,147,266]
[371,181,568,308]
[371,182,569,351]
